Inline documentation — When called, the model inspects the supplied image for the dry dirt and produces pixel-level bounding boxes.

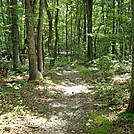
[0,68,97,134]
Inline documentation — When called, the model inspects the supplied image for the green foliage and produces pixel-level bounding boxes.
[0,59,12,70]
[0,79,28,115]
[117,110,134,122]
[72,65,89,74]
[85,115,111,134]
[92,55,129,79]
[6,82,21,90]
[95,82,129,110]
[55,56,72,66]
[93,55,114,78]
[15,60,29,73]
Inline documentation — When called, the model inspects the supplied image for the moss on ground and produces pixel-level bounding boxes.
[85,115,111,134]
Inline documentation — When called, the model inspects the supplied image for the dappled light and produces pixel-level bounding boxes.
[0,0,133,132]
[35,85,45,91]
[112,76,131,83]
[0,61,133,133]
[63,85,92,95]
[0,66,96,133]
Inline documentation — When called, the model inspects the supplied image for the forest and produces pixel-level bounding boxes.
[0,0,134,133]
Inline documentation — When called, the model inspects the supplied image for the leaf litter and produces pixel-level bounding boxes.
[0,67,96,134]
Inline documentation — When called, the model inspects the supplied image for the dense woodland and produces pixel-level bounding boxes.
[0,0,134,133]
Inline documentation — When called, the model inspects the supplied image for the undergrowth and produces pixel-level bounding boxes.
[95,81,130,111]
[71,64,90,78]
[85,55,133,134]
[0,55,133,133]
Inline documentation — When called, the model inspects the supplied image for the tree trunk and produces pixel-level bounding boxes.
[112,0,116,55]
[44,0,53,56]
[70,13,73,54]
[126,0,134,113]
[53,0,59,64]
[77,0,81,52]
[86,0,93,60]
[37,0,44,74]
[25,0,43,80]
[83,0,86,43]
[10,0,20,70]
[66,3,68,54]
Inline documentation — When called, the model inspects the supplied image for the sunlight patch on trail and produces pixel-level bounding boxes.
[63,85,92,95]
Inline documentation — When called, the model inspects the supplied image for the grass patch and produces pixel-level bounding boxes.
[72,65,89,73]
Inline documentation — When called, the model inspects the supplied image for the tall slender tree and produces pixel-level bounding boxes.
[66,3,68,54]
[44,0,53,56]
[85,0,93,60]
[83,0,86,45]
[37,0,44,74]
[10,0,20,70]
[111,0,117,55]
[53,0,59,64]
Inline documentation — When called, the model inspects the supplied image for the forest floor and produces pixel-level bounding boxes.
[0,64,134,133]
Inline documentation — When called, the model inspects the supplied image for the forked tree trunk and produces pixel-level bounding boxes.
[25,0,43,80]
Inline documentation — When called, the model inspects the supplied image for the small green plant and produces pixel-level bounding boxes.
[72,65,89,74]
[6,82,21,89]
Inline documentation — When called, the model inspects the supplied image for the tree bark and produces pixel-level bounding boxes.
[126,0,134,113]
[111,0,117,55]
[25,0,43,80]
[37,0,44,74]
[53,0,59,64]
[83,0,86,43]
[77,0,81,52]
[44,0,53,56]
[86,0,93,60]
[10,0,20,70]
[66,3,68,54]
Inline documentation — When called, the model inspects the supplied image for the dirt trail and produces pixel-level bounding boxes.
[1,68,96,134]
[29,69,96,134]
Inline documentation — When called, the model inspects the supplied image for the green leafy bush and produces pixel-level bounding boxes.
[94,55,114,78]
[92,55,129,78]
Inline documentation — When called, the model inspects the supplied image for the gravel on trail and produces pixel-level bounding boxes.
[29,70,96,134]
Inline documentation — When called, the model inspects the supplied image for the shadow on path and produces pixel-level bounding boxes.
[0,68,97,134]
